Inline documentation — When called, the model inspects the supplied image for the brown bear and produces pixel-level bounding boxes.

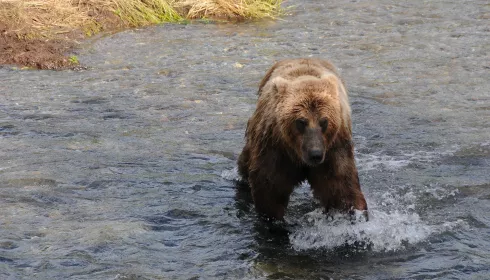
[237,58,368,220]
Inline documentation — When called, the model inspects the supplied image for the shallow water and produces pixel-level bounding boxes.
[1,0,489,279]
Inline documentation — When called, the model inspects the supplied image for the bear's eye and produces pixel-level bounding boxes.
[295,118,308,133]
[319,118,328,132]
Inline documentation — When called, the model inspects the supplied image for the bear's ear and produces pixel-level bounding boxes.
[271,77,288,94]
[318,74,340,98]
[319,74,338,88]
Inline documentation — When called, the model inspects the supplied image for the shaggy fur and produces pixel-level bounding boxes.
[238,58,368,220]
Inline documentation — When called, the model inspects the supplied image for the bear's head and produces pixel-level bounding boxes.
[273,75,346,166]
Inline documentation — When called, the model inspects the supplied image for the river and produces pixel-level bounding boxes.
[0,0,489,279]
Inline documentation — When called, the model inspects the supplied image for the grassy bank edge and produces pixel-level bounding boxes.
[0,0,283,70]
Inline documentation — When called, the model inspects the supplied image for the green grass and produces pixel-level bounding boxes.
[242,0,283,19]
[68,55,79,65]
[112,0,184,26]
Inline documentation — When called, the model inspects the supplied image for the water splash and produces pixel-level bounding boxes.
[221,167,240,181]
[289,209,433,252]
[222,165,467,253]
[355,149,457,172]
[288,194,468,252]
[353,136,459,172]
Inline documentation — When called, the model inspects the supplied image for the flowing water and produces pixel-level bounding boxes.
[1,0,489,279]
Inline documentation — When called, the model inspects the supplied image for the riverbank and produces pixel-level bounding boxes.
[0,0,282,70]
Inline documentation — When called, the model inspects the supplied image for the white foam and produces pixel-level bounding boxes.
[289,190,468,252]
[221,167,241,181]
[422,185,459,200]
[355,149,456,172]
[357,153,412,171]
[353,136,458,172]
[289,208,434,252]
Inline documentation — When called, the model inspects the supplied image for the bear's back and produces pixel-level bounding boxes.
[258,58,341,95]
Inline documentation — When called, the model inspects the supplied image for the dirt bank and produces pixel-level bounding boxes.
[0,24,77,70]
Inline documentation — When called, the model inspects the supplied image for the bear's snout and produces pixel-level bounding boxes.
[302,128,325,166]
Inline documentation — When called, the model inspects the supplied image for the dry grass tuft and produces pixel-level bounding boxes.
[0,0,92,38]
[178,0,282,20]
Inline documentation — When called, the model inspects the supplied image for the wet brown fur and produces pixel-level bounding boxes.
[237,58,368,220]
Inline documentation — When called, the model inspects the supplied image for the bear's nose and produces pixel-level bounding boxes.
[308,149,324,163]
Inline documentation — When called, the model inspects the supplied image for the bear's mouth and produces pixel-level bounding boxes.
[301,149,325,166]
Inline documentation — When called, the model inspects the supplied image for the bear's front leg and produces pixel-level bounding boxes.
[307,140,368,219]
[248,150,305,220]
[249,174,293,220]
